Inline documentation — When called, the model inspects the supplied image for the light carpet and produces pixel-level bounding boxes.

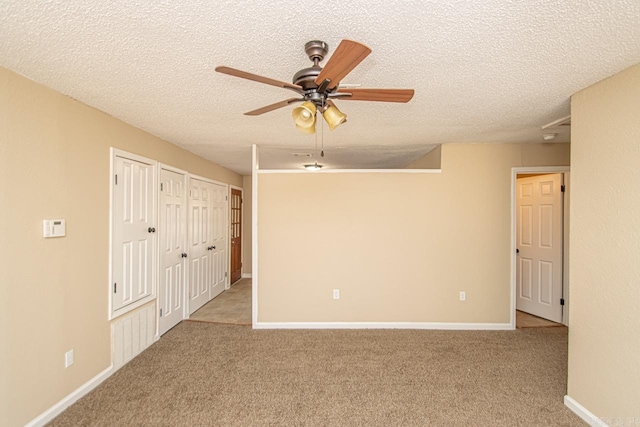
[49,322,584,426]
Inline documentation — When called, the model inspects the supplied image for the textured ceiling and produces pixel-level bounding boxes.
[1,1,639,175]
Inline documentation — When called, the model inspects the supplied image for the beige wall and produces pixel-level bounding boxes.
[242,175,252,275]
[257,142,569,323]
[406,145,442,168]
[567,63,640,419]
[0,67,242,426]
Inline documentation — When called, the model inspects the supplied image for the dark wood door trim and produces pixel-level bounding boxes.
[230,187,242,284]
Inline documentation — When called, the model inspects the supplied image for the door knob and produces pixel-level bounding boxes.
[148,227,156,233]
[516,248,520,254]
[181,253,187,258]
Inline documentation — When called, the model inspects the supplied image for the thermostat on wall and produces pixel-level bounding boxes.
[43,219,66,238]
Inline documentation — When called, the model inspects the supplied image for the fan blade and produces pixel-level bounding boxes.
[315,40,371,90]
[216,66,303,94]
[335,88,415,103]
[244,98,303,116]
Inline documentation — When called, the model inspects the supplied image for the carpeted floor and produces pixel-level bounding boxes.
[49,322,585,426]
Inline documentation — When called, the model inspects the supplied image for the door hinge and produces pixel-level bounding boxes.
[113,283,117,293]
[160,183,163,191]
[226,195,228,201]
[160,308,163,317]
[560,298,565,306]
[561,185,565,192]
[225,272,228,277]
[114,175,118,185]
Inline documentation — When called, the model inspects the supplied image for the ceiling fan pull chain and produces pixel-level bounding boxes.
[314,112,319,158]
[321,102,325,157]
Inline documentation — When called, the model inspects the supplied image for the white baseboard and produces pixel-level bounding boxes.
[26,303,160,426]
[241,273,252,279]
[25,365,114,427]
[564,395,607,426]
[253,322,513,330]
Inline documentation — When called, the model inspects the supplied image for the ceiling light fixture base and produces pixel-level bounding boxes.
[304,40,329,63]
[304,161,323,171]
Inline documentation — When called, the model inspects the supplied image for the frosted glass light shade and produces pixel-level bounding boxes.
[292,101,317,133]
[322,104,347,131]
[296,123,316,134]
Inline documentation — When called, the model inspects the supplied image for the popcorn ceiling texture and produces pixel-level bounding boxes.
[1,0,639,174]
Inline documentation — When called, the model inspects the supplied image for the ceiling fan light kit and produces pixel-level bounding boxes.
[296,122,316,134]
[292,101,317,132]
[215,39,414,134]
[322,102,347,131]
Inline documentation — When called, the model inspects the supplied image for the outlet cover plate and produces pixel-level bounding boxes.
[65,349,74,368]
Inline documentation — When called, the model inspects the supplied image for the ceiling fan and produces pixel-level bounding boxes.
[215,39,415,133]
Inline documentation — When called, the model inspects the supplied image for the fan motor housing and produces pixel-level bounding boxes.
[292,40,330,90]
[292,66,321,90]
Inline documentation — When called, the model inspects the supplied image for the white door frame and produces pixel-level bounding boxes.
[157,163,189,335]
[251,145,259,326]
[229,184,244,285]
[510,166,570,329]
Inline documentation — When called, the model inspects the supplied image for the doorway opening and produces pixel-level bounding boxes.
[230,186,243,285]
[511,167,570,329]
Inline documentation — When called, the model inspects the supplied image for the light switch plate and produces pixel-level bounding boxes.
[65,349,74,368]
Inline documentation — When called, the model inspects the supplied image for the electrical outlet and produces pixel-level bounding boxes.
[333,289,340,300]
[65,349,74,368]
[459,291,466,301]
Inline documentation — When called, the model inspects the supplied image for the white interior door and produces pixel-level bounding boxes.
[112,155,156,316]
[516,173,563,322]
[210,182,228,300]
[158,167,187,335]
[188,178,212,314]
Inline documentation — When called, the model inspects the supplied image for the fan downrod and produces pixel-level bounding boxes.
[293,41,329,91]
